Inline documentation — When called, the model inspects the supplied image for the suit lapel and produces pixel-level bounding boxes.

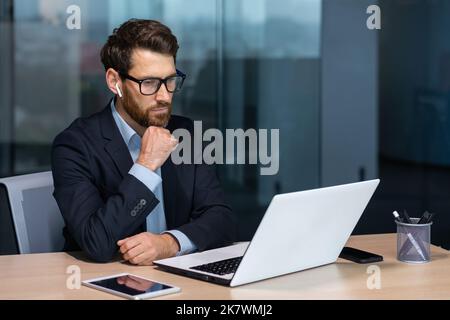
[161,158,178,229]
[161,117,179,229]
[99,102,133,179]
[100,104,179,228]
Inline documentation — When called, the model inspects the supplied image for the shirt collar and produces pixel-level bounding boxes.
[111,99,140,147]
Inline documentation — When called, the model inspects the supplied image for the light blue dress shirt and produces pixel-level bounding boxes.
[111,100,196,256]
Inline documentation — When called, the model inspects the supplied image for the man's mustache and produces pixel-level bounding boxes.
[159,102,170,107]
[148,103,171,110]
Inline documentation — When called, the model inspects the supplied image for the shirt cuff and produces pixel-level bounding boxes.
[128,163,162,193]
[165,230,198,256]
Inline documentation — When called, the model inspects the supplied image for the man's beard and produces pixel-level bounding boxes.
[122,88,172,128]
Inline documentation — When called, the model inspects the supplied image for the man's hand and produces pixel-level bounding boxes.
[117,232,180,266]
[137,126,178,172]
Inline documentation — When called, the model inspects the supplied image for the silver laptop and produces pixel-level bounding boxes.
[154,179,380,287]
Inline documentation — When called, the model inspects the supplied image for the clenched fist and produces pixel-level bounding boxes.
[137,126,178,171]
[117,232,180,265]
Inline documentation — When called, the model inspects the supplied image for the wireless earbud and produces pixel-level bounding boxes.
[115,83,123,98]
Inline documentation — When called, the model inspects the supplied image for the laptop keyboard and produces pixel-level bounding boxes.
[190,256,243,275]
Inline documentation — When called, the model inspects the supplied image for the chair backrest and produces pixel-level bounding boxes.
[0,171,64,254]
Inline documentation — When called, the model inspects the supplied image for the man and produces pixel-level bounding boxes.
[51,19,237,264]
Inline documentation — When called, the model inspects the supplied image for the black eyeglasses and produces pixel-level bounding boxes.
[119,69,186,96]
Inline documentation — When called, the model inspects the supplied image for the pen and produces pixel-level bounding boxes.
[417,211,433,224]
[405,232,426,260]
[401,210,413,224]
[392,211,404,222]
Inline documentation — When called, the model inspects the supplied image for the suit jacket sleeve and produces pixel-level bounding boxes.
[51,130,159,262]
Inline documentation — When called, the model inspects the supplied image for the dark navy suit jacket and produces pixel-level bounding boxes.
[51,103,237,262]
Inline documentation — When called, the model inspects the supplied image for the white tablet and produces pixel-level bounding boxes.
[82,273,181,300]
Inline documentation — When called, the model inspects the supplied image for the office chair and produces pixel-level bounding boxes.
[0,171,64,254]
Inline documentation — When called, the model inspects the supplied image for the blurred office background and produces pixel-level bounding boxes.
[0,0,449,249]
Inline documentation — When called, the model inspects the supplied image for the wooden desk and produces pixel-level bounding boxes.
[0,234,449,299]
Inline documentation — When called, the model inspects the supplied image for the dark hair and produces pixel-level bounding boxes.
[100,19,179,76]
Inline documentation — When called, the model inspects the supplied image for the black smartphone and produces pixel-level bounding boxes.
[339,247,383,264]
